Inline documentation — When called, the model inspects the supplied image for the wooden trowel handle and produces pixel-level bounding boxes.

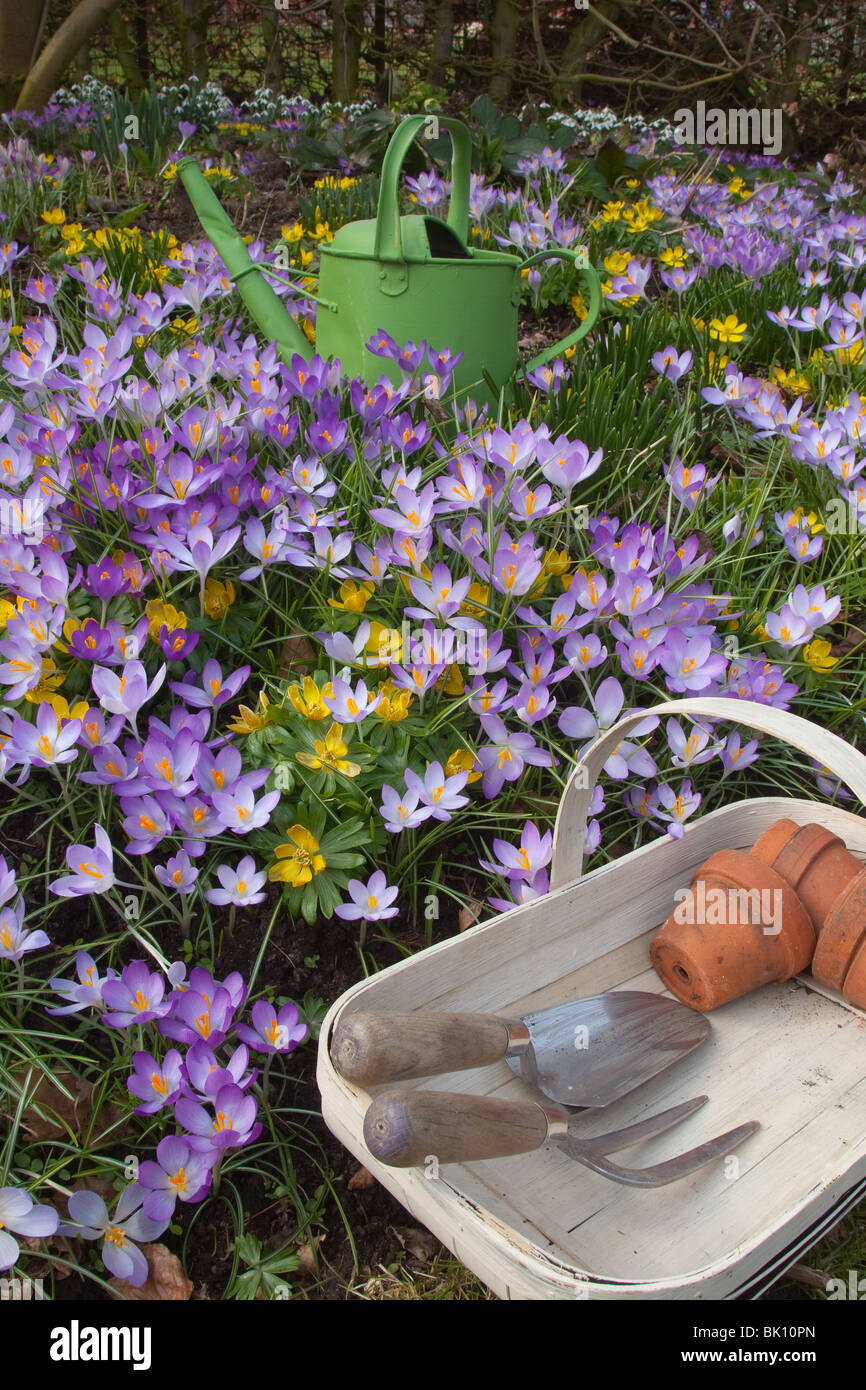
[330,1011,512,1087]
[364,1089,553,1166]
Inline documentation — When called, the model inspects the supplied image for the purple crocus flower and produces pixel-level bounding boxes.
[211,779,280,834]
[403,761,469,819]
[82,558,131,600]
[0,856,16,909]
[175,1082,262,1153]
[60,1185,167,1287]
[183,1041,256,1098]
[169,658,250,710]
[159,986,237,1048]
[154,850,199,895]
[475,716,553,798]
[651,347,693,382]
[158,624,200,661]
[659,632,727,692]
[67,619,115,663]
[101,960,172,1028]
[559,678,658,779]
[137,1136,215,1223]
[50,824,116,898]
[0,1187,59,1271]
[479,820,553,881]
[47,950,116,1015]
[719,731,760,778]
[655,780,702,840]
[205,855,267,907]
[91,660,166,731]
[127,1048,185,1115]
[235,1000,309,1055]
[0,900,49,962]
[6,702,81,769]
[380,782,431,832]
[334,870,400,923]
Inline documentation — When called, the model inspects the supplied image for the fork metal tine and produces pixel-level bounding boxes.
[562,1120,760,1188]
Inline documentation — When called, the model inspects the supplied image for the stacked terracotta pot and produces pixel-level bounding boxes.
[650,819,866,1011]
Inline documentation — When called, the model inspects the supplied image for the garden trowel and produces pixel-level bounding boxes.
[329,991,711,1108]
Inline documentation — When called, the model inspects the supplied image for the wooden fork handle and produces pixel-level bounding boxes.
[330,1011,515,1087]
[363,1088,560,1166]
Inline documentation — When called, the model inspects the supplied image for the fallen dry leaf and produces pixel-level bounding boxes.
[109,1244,193,1301]
[296,1234,325,1277]
[7,1070,126,1144]
[458,900,482,932]
[391,1225,439,1264]
[277,630,317,678]
[348,1165,376,1192]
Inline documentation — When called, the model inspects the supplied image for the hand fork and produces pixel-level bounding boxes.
[363,1089,759,1187]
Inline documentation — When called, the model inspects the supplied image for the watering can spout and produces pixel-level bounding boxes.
[176,156,313,365]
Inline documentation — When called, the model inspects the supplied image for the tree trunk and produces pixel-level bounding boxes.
[487,0,522,106]
[134,0,150,81]
[182,0,211,84]
[331,0,365,102]
[771,0,819,154]
[0,0,49,113]
[428,0,452,89]
[15,0,124,112]
[553,0,621,105]
[371,0,387,84]
[108,7,145,95]
[262,0,283,91]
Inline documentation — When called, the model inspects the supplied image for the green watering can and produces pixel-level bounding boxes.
[177,115,602,414]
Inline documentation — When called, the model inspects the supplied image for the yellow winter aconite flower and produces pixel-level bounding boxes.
[542,548,571,577]
[296,722,360,777]
[227,691,272,734]
[375,681,413,722]
[570,291,588,321]
[327,579,374,613]
[288,676,334,721]
[786,507,823,535]
[600,201,625,222]
[445,748,482,784]
[281,222,304,243]
[145,599,187,641]
[458,580,489,617]
[366,620,401,665]
[708,314,748,344]
[39,693,89,721]
[162,164,178,181]
[0,598,16,627]
[440,663,465,695]
[603,250,631,276]
[269,825,327,886]
[774,367,812,395]
[705,350,729,378]
[25,655,64,702]
[803,639,838,670]
[659,245,688,267]
[203,577,236,619]
[41,208,66,225]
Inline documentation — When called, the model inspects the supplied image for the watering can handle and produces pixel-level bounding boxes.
[549,697,866,892]
[374,115,472,266]
[520,248,603,376]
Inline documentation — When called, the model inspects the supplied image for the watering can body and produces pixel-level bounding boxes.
[316,215,523,411]
[177,115,601,416]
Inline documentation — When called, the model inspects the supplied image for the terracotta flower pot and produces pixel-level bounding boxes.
[813,869,866,993]
[752,820,863,935]
[650,849,816,1011]
[842,913,866,1007]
